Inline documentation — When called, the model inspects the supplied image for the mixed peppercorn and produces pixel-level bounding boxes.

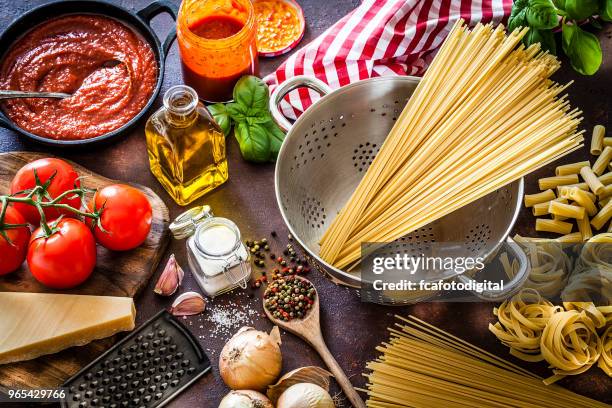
[244,232,314,320]
[263,276,316,321]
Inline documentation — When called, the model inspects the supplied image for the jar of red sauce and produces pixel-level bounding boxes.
[177,0,259,102]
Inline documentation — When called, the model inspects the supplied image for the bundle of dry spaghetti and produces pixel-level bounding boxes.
[362,315,608,408]
[320,20,584,269]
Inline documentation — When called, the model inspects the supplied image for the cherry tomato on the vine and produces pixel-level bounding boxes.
[89,184,152,251]
[10,158,81,225]
[27,218,96,289]
[0,205,31,275]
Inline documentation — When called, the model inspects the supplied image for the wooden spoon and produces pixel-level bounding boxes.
[263,276,366,408]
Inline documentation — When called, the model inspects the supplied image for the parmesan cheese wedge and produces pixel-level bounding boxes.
[0,292,136,364]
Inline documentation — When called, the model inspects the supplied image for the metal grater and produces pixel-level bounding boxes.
[62,310,211,408]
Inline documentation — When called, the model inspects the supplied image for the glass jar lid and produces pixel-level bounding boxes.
[194,217,241,258]
[169,205,214,239]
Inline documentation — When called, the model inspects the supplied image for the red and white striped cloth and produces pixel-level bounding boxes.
[264,0,512,120]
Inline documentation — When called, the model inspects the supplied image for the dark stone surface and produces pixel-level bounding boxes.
[0,1,610,407]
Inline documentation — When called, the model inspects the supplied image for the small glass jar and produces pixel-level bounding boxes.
[177,0,259,102]
[170,206,251,297]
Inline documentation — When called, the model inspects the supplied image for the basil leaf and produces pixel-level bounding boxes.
[562,23,602,75]
[511,0,529,16]
[525,0,559,29]
[601,0,612,21]
[262,120,286,160]
[234,122,271,163]
[564,0,598,20]
[233,75,270,112]
[509,1,528,32]
[553,0,566,10]
[226,102,248,123]
[245,106,272,125]
[208,103,232,136]
[524,27,557,54]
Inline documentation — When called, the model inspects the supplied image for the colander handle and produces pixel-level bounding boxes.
[457,237,530,302]
[269,75,333,131]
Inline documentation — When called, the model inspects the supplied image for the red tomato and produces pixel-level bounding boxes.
[27,218,96,289]
[89,184,152,251]
[10,158,81,225]
[0,205,31,275]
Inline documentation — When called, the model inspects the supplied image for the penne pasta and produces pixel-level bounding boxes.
[532,198,567,216]
[598,184,612,199]
[559,183,589,193]
[592,146,612,175]
[557,187,571,199]
[536,218,573,235]
[568,187,598,216]
[604,137,612,147]
[555,161,590,176]
[538,174,579,191]
[577,215,593,241]
[548,201,585,220]
[524,189,556,207]
[590,125,605,155]
[590,200,612,230]
[600,196,611,208]
[599,171,612,185]
[580,167,605,195]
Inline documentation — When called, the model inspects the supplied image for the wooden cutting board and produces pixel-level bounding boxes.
[0,151,170,389]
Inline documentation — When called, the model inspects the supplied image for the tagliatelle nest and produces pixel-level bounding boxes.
[540,310,602,385]
[489,289,562,362]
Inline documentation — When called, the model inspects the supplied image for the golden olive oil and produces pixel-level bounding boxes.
[145,85,228,206]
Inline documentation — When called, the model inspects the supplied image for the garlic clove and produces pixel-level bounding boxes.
[154,254,184,296]
[170,291,206,316]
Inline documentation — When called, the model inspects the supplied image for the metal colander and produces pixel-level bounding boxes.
[270,76,529,305]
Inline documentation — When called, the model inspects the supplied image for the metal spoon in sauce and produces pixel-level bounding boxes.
[0,90,71,99]
[0,59,123,100]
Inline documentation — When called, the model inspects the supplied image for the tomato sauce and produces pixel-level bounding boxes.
[190,15,244,40]
[0,15,157,140]
[180,15,256,102]
[177,0,258,102]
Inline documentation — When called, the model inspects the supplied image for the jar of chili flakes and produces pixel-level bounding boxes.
[254,0,305,57]
[177,0,259,102]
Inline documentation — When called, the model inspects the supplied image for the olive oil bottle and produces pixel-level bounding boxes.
[145,85,228,205]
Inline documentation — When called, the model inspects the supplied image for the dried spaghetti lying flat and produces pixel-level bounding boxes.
[362,315,608,408]
[320,20,584,269]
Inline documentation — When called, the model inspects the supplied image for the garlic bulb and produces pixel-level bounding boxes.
[219,327,282,390]
[276,383,334,408]
[218,390,273,408]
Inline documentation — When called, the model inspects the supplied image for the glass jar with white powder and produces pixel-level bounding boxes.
[169,206,251,297]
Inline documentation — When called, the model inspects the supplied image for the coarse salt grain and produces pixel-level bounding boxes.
[204,298,261,339]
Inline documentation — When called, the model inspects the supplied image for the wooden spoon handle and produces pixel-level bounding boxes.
[312,339,366,408]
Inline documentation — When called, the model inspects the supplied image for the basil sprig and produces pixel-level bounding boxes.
[509,0,607,75]
[209,76,286,163]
